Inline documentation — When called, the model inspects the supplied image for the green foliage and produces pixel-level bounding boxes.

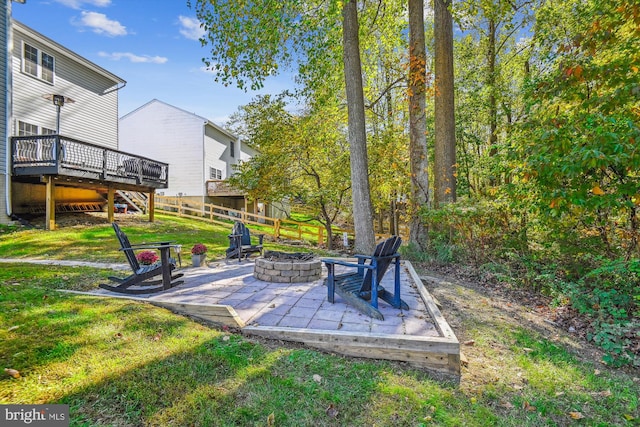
[419,199,529,266]
[510,0,640,258]
[555,258,640,367]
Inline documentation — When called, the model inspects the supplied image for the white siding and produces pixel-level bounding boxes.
[119,100,205,196]
[0,2,8,176]
[204,124,235,178]
[240,142,258,163]
[12,26,120,148]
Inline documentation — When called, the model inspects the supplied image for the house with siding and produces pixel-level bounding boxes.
[2,19,170,229]
[119,99,261,213]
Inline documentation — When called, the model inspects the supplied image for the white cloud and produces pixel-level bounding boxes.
[55,0,111,9]
[78,11,127,36]
[98,51,168,64]
[178,16,205,41]
[199,66,216,74]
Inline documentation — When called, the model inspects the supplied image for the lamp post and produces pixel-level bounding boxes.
[43,94,75,134]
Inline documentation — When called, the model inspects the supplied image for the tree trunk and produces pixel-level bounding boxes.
[408,0,430,250]
[434,0,457,206]
[342,0,375,253]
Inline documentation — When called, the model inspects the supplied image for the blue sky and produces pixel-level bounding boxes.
[12,0,292,125]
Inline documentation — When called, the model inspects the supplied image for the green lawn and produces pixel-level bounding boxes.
[0,215,638,426]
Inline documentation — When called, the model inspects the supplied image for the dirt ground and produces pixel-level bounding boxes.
[417,263,639,392]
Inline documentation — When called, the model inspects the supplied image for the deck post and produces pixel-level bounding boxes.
[149,191,155,222]
[45,176,56,230]
[107,186,114,223]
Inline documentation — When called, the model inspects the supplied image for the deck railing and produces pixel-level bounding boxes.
[11,135,169,188]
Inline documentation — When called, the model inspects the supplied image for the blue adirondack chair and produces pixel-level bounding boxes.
[322,236,409,320]
[226,221,264,262]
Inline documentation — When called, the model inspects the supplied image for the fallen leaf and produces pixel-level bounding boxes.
[591,185,605,195]
[594,369,601,375]
[555,392,565,397]
[522,347,534,353]
[7,325,20,332]
[624,414,635,421]
[267,412,275,426]
[326,404,339,418]
[269,304,276,308]
[522,401,536,412]
[594,390,612,397]
[43,295,48,300]
[313,374,322,383]
[569,412,584,420]
[222,335,230,341]
[152,332,162,341]
[463,340,475,346]
[501,401,514,409]
[114,332,123,338]
[4,368,20,378]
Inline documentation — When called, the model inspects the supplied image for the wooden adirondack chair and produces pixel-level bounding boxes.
[99,223,184,294]
[225,221,264,262]
[322,236,409,320]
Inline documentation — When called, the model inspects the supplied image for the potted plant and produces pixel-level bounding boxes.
[191,243,208,267]
[136,250,159,266]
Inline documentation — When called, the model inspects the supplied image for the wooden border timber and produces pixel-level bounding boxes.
[243,261,460,376]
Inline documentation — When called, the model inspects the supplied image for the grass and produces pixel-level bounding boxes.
[1,214,639,426]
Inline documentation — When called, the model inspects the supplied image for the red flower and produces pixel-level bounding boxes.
[136,250,159,265]
[191,244,207,255]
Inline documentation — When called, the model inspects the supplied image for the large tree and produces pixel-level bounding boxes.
[189,0,376,252]
[433,0,457,205]
[342,0,375,252]
[408,0,430,249]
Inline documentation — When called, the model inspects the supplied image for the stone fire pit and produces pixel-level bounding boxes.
[254,251,322,283]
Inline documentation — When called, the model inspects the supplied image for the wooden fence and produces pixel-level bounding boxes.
[155,196,406,247]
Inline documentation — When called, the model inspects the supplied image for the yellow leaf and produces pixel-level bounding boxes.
[592,185,605,195]
[632,66,639,73]
[267,412,275,426]
[569,411,585,419]
[623,414,635,421]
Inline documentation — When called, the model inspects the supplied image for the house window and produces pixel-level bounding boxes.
[210,167,222,180]
[18,121,38,136]
[22,43,55,83]
[41,52,55,83]
[229,141,235,158]
[18,121,55,136]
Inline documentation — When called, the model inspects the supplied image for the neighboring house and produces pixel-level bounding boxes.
[119,99,260,213]
[2,19,170,229]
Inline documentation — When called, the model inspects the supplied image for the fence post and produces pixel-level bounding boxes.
[275,219,281,239]
[317,227,324,246]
